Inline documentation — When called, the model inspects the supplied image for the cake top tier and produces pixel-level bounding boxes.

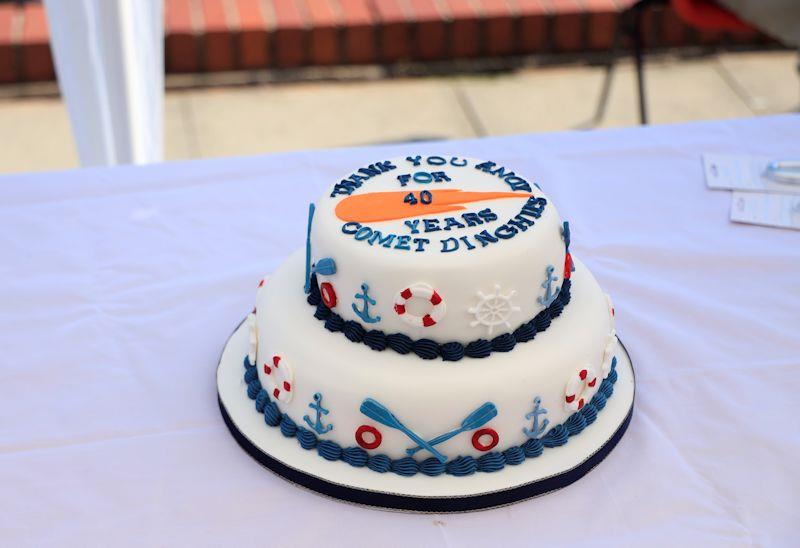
[309,155,570,346]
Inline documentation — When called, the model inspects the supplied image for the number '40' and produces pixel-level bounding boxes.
[404,191,433,205]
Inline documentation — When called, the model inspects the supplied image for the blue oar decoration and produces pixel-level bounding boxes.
[406,402,497,456]
[359,398,447,464]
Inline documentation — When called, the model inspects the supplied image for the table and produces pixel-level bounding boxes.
[1,115,798,546]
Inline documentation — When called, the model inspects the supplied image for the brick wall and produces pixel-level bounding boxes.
[0,0,770,83]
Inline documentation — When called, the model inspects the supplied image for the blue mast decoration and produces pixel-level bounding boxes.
[303,203,315,294]
[562,221,575,273]
[303,392,333,435]
[537,265,560,307]
[523,396,549,439]
[352,283,381,323]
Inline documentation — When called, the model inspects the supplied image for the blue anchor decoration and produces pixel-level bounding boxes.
[352,282,381,323]
[303,203,316,294]
[523,396,549,439]
[303,392,333,435]
[537,265,561,307]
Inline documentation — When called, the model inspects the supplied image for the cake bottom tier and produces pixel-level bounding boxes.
[217,252,635,511]
[217,316,634,511]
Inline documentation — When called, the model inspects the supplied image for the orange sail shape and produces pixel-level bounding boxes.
[335,189,533,223]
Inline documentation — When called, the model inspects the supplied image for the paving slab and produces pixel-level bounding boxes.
[0,97,77,173]
[182,78,478,158]
[715,50,799,114]
[456,56,757,136]
[0,51,794,175]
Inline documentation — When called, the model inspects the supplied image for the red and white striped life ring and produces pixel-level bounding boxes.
[564,365,598,412]
[605,293,615,319]
[263,355,294,403]
[393,283,446,328]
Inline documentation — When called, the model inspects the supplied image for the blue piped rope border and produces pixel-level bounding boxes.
[242,355,618,477]
[306,273,572,362]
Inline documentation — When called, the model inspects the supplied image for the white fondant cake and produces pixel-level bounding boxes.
[219,154,633,511]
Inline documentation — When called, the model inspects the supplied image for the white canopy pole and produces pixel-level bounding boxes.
[43,0,164,167]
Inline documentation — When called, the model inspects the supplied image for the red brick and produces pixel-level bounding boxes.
[547,0,584,52]
[304,0,340,65]
[696,28,723,46]
[272,0,307,67]
[338,0,376,63]
[659,6,687,47]
[234,0,270,68]
[478,0,515,56]
[20,3,53,81]
[166,0,201,72]
[0,5,16,82]
[632,4,650,49]
[583,0,618,51]
[513,0,548,53]
[443,0,480,58]
[201,0,236,71]
[726,26,760,46]
[408,0,445,60]
[373,0,410,62]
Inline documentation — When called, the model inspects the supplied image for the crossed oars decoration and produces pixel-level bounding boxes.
[359,399,498,464]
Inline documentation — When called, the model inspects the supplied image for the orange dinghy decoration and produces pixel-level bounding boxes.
[335,189,533,223]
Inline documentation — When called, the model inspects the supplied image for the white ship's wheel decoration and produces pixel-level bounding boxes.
[468,285,521,335]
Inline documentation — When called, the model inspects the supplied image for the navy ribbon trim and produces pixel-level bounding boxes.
[307,273,572,362]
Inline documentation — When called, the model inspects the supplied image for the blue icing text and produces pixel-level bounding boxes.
[329,160,397,197]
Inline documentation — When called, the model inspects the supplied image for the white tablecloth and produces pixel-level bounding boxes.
[1,115,798,547]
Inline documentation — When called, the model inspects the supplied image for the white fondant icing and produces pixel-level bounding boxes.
[311,156,565,344]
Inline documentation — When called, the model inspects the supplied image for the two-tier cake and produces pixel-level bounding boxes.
[217,155,635,512]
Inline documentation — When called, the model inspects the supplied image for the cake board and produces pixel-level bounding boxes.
[217,318,635,513]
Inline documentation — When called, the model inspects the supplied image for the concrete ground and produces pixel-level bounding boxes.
[0,50,796,175]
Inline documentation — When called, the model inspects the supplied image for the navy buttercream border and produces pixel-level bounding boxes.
[306,273,572,361]
[240,354,618,478]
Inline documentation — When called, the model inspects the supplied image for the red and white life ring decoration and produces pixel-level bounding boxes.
[355,425,382,449]
[601,330,618,378]
[263,355,294,403]
[472,428,499,451]
[564,365,599,412]
[320,282,337,308]
[393,283,446,328]
[605,293,615,320]
[564,252,573,280]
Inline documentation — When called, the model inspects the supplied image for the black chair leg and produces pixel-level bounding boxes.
[586,21,623,128]
[588,0,667,128]
[632,2,648,124]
